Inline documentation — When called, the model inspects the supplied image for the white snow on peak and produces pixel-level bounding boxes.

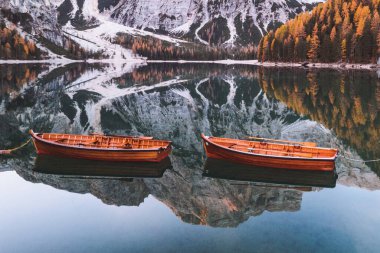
[109,0,317,45]
[297,0,323,3]
[82,0,99,18]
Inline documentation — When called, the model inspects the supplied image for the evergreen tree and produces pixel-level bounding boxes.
[321,35,332,62]
[370,11,380,61]
[270,39,279,61]
[350,34,359,62]
[257,0,379,63]
[295,37,306,61]
[257,39,263,62]
[330,26,340,61]
[377,32,380,56]
[307,24,320,61]
[341,39,348,62]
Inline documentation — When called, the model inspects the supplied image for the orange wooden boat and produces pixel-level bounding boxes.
[201,134,338,171]
[30,130,171,162]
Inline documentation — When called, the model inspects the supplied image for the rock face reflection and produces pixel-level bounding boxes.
[18,164,150,206]
[148,165,303,227]
[0,63,379,227]
[11,156,304,227]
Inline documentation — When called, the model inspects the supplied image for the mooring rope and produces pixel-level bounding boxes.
[337,154,380,163]
[0,138,32,155]
[1,137,380,164]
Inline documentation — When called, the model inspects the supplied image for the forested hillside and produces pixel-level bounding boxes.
[258,0,380,63]
[0,19,103,60]
[0,21,43,60]
[116,33,257,60]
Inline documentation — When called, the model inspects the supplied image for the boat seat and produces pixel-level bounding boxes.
[91,139,100,145]
[123,143,133,149]
[55,138,67,143]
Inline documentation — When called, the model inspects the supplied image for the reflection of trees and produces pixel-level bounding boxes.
[0,64,44,97]
[113,63,259,87]
[258,67,380,173]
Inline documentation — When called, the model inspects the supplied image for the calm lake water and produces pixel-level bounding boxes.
[0,63,380,253]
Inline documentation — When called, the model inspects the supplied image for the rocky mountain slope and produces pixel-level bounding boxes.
[109,0,320,45]
[0,0,321,60]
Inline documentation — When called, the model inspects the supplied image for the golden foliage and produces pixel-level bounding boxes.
[258,0,380,63]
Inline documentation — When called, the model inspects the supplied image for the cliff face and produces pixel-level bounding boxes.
[0,0,319,54]
[0,0,64,46]
[109,0,319,45]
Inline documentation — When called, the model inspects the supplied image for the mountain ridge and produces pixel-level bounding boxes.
[0,0,321,60]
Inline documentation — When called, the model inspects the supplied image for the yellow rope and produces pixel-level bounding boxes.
[0,138,32,155]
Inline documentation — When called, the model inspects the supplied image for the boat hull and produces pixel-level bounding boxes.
[31,134,171,162]
[202,135,336,171]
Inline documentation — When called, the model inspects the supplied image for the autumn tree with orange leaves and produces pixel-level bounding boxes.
[0,21,42,60]
[258,0,380,63]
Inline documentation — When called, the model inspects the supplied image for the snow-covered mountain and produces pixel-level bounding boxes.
[109,0,320,45]
[0,0,321,60]
[58,0,320,46]
[0,0,63,51]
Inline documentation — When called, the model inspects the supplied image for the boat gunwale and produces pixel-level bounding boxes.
[30,131,172,153]
[201,134,338,161]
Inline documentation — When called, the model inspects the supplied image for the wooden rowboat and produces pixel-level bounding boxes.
[30,130,172,162]
[201,134,338,171]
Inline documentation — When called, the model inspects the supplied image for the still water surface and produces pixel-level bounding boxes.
[0,63,379,253]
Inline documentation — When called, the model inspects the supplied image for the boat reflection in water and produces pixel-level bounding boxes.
[203,158,337,188]
[33,155,172,179]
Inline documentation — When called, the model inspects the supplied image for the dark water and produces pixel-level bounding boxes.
[0,63,380,253]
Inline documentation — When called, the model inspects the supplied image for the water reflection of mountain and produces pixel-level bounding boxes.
[1,63,379,184]
[1,62,380,227]
[10,155,303,227]
[17,159,150,207]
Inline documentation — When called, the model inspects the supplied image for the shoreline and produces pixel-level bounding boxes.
[148,60,379,70]
[0,58,378,70]
[258,61,379,70]
[0,58,147,65]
